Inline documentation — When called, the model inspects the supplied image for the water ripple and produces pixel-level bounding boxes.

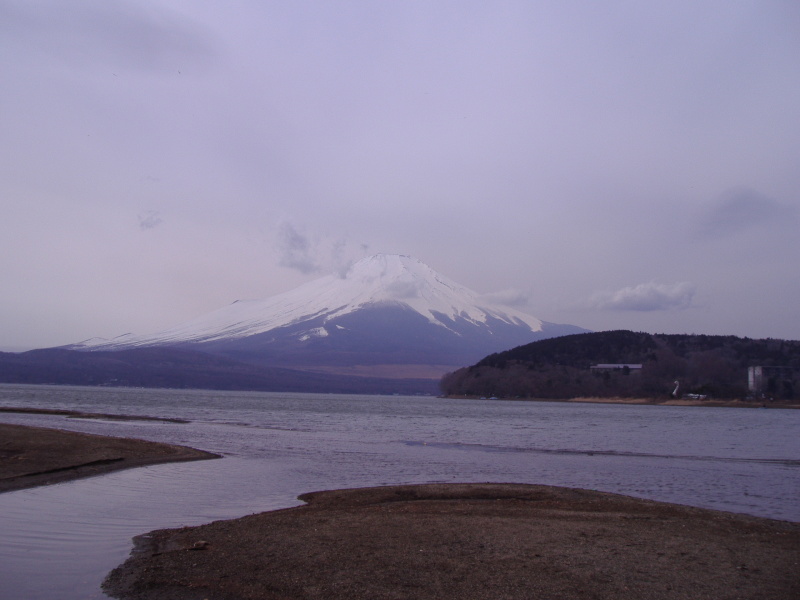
[401,440,800,466]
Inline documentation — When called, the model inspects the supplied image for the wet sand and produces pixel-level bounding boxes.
[0,423,220,493]
[105,483,800,600]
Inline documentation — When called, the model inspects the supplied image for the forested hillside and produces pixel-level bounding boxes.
[440,330,800,400]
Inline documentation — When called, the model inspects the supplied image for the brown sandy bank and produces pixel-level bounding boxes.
[0,423,220,493]
[567,396,800,408]
[448,396,800,409]
[0,405,191,422]
[104,483,799,600]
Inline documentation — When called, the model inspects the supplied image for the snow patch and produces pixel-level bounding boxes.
[298,327,329,342]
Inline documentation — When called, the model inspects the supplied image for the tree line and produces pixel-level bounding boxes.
[440,330,800,400]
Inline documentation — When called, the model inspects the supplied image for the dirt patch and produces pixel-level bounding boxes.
[0,423,220,493]
[104,483,800,600]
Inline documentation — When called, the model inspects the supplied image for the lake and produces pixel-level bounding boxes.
[0,384,798,599]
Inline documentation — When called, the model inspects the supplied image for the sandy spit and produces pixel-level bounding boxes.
[104,483,800,600]
[0,423,220,493]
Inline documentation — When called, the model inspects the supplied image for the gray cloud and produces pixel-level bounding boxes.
[589,282,696,312]
[386,280,420,300]
[699,187,796,237]
[276,222,322,275]
[0,0,216,74]
[138,210,163,230]
[479,289,529,307]
[276,223,371,279]
[330,239,357,279]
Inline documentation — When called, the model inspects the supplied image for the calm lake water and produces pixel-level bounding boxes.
[0,384,798,599]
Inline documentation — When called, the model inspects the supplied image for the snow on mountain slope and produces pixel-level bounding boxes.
[75,255,546,350]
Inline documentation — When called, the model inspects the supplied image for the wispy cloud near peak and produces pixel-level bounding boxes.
[276,222,322,275]
[276,222,369,278]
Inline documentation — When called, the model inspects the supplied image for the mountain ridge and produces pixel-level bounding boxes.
[65,254,587,382]
[2,255,587,393]
[70,255,552,350]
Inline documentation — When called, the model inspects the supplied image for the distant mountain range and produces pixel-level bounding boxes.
[2,254,587,394]
[0,346,438,395]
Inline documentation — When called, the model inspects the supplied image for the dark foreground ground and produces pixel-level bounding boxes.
[105,483,800,600]
[0,422,219,493]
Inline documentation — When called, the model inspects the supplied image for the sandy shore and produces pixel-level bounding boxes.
[105,483,800,600]
[0,423,220,493]
[447,396,800,408]
[0,406,191,422]
[568,396,800,408]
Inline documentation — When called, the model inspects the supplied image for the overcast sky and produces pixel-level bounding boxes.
[2,0,799,351]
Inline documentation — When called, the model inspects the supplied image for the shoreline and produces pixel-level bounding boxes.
[446,395,800,408]
[0,406,191,422]
[104,483,800,600]
[569,396,800,408]
[0,423,220,493]
[1,421,797,598]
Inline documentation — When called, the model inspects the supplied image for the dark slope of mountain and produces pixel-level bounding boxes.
[0,348,439,395]
[194,304,584,370]
[65,255,587,385]
[440,330,800,400]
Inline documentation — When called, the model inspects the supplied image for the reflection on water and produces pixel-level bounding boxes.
[0,458,303,599]
[0,384,798,599]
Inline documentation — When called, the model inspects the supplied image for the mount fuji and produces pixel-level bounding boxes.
[64,254,586,390]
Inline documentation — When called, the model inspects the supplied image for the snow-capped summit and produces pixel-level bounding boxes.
[339,254,544,329]
[73,254,587,377]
